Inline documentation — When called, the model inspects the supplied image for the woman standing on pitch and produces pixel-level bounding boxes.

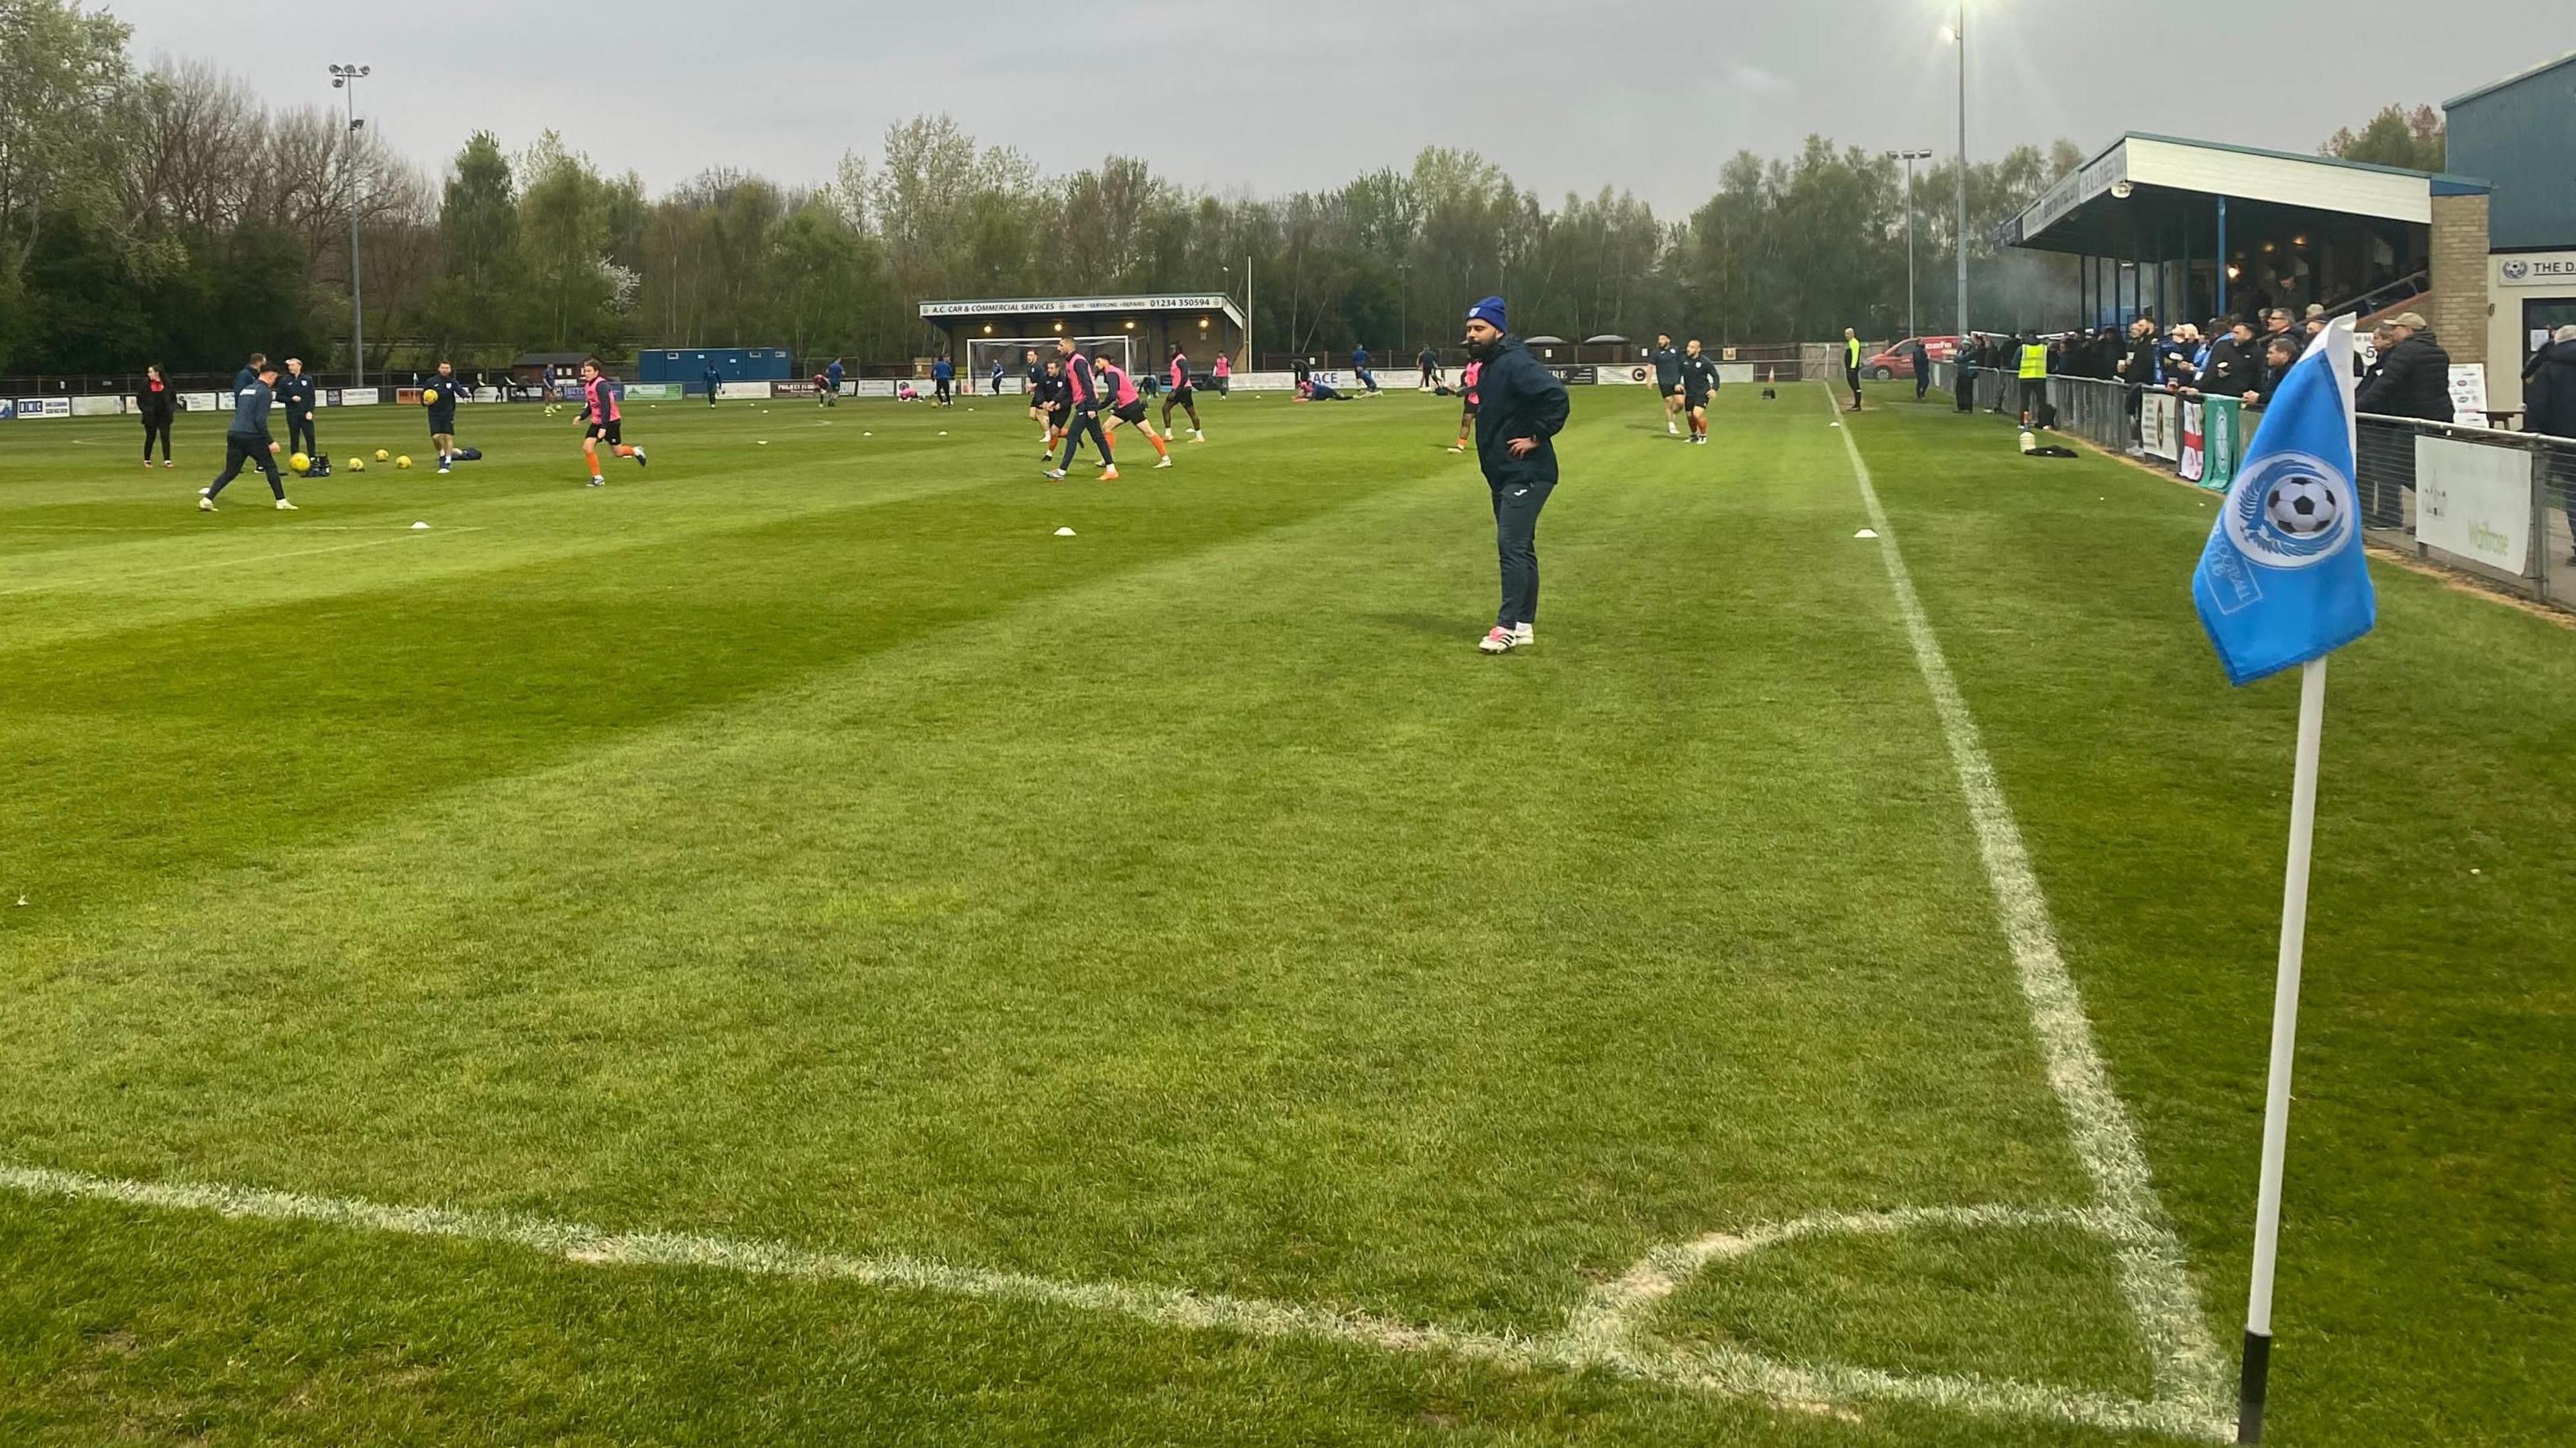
[138,364,177,469]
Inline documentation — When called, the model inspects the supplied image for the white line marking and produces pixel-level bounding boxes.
[0,1161,2214,1439]
[1827,393,2231,1433]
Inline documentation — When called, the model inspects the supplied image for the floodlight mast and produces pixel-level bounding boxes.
[331,64,372,385]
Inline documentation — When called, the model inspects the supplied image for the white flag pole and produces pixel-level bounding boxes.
[2237,653,2329,1443]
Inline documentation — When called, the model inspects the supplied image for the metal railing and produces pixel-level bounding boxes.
[1927,365,2576,614]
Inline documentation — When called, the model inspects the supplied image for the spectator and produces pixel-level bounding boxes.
[2200,319,2265,398]
[2522,324,2576,563]
[1910,335,1931,400]
[2355,311,2451,421]
[2361,322,2396,389]
[2249,336,2298,408]
[2261,307,2300,360]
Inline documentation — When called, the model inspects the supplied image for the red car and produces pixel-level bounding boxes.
[1863,336,1960,380]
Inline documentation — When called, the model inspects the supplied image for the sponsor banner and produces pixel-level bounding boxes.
[0,399,13,419]
[340,388,382,406]
[716,381,773,400]
[2180,398,2206,482]
[178,391,222,411]
[2416,435,2532,573]
[1544,365,1599,386]
[2201,396,2242,492]
[15,397,71,419]
[2141,390,2180,461]
[472,386,508,403]
[848,379,902,398]
[621,382,679,401]
[70,394,127,417]
[918,292,1234,320]
[395,388,424,406]
[1230,370,1302,392]
[774,380,819,398]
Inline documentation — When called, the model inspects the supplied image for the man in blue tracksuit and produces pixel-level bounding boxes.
[1460,296,1568,654]
[930,355,953,407]
[703,362,723,406]
[1350,342,1379,394]
[199,361,292,511]
[827,356,847,406]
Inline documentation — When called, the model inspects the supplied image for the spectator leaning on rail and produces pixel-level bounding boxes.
[2355,311,2451,421]
[2199,319,2266,400]
[2248,335,2298,410]
[2522,323,2576,564]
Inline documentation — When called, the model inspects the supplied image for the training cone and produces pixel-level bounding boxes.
[411,521,430,530]
[1054,526,1076,537]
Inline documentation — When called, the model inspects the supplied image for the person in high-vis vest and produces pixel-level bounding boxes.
[2017,332,2050,427]
[1842,328,1864,412]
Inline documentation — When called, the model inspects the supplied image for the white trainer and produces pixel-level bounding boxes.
[275,498,297,510]
[197,493,215,512]
[1478,626,1518,655]
[1154,456,1173,469]
[1044,469,1067,480]
[1513,624,1533,647]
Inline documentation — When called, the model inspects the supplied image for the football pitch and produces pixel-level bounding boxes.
[1,384,2568,1446]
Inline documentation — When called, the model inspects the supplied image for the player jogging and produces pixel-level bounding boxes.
[1676,339,1719,445]
[1350,343,1380,394]
[199,360,292,511]
[1044,338,1116,482]
[577,357,647,487]
[1024,349,1051,443]
[932,355,954,407]
[1095,354,1171,469]
[1650,333,1684,435]
[1212,351,1230,395]
[1417,344,1440,390]
[1450,356,1483,453]
[1161,347,1205,441]
[1037,358,1073,459]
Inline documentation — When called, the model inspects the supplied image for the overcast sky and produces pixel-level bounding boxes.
[101,0,2569,216]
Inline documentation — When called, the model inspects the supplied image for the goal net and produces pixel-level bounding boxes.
[968,336,1136,394]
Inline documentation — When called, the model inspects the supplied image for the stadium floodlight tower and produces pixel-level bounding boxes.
[1888,149,1935,341]
[329,64,372,386]
[1939,5,1969,342]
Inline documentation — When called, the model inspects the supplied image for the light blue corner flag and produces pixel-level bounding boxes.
[2192,315,2377,687]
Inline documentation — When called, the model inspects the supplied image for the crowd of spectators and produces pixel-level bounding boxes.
[1978,300,2461,425]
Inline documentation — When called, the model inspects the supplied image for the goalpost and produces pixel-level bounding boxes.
[968,336,1136,394]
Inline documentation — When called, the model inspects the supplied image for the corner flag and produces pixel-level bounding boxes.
[2191,315,2375,687]
[2201,313,2379,1444]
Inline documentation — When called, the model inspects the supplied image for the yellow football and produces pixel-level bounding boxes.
[396,455,413,469]
[375,449,390,461]
[288,451,311,474]
[348,458,366,473]
[421,387,439,405]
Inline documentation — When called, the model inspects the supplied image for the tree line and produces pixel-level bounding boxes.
[1,0,2428,379]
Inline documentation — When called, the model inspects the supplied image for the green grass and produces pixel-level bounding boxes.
[0,382,2566,1445]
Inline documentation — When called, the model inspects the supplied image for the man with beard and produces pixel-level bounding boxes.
[1460,296,1570,654]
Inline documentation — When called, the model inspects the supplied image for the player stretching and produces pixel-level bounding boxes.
[1095,353,1172,469]
[1650,333,1684,435]
[577,358,647,487]
[1044,338,1116,481]
[1676,339,1719,445]
[1161,347,1205,441]
[1449,356,1482,452]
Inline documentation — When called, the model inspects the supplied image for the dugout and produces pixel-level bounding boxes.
[1997,133,2490,339]
[637,347,796,386]
[918,294,1246,392]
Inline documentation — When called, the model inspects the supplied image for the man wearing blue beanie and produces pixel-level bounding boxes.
[1460,294,1570,653]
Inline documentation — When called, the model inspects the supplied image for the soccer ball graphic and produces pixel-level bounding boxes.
[2265,476,2340,538]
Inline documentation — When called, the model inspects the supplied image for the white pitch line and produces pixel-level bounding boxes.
[1827,394,2231,1433]
[0,1160,2212,1438]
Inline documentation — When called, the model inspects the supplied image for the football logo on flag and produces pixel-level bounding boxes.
[2220,451,2355,567]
